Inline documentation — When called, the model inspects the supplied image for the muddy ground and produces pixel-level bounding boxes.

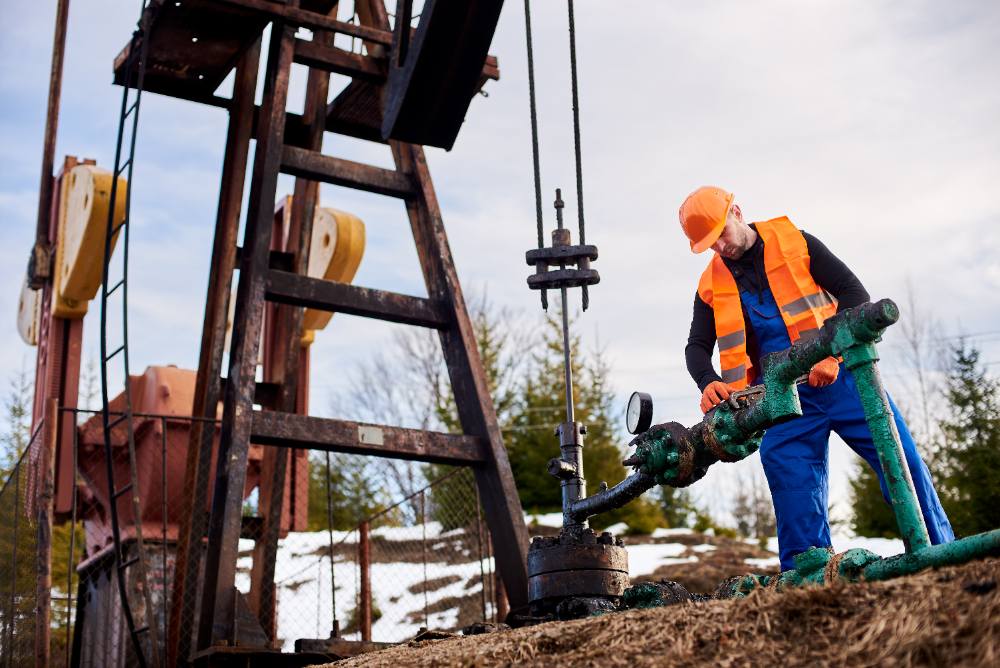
[315,556,1000,667]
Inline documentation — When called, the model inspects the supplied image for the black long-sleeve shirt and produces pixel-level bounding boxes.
[685,225,869,391]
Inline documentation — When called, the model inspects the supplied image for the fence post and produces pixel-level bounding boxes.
[420,490,428,628]
[496,576,509,623]
[35,400,57,666]
[474,493,487,621]
[359,521,371,642]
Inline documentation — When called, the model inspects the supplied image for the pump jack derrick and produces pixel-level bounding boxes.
[87,0,524,665]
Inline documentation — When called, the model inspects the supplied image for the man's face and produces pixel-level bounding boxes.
[710,209,748,259]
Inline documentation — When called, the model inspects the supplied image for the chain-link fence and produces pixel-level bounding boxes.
[0,408,500,665]
[0,422,45,667]
[262,462,501,649]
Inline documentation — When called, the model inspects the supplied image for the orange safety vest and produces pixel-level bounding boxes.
[696,217,837,389]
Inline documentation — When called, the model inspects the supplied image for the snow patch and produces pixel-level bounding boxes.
[745,556,781,569]
[526,512,563,528]
[235,528,497,650]
[651,527,697,538]
[831,535,905,558]
[627,543,694,577]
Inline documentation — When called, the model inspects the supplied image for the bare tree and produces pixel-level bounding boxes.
[79,355,99,418]
[330,290,532,515]
[896,278,947,447]
[730,468,776,546]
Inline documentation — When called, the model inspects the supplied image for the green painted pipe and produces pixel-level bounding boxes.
[572,300,903,521]
[569,297,1000,599]
[718,531,1000,598]
[862,529,1000,581]
[846,359,931,553]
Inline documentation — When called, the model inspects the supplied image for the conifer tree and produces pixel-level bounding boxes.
[504,314,664,533]
[849,461,898,538]
[935,342,1000,536]
[307,454,399,530]
[658,487,696,528]
[1,360,33,474]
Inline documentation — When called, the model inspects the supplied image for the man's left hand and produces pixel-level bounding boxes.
[808,356,840,387]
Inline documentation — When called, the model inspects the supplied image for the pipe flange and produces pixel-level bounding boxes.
[527,529,629,610]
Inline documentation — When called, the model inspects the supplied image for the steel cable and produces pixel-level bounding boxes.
[566,0,589,310]
[523,0,548,309]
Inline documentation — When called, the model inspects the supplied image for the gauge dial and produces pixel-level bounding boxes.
[626,391,653,434]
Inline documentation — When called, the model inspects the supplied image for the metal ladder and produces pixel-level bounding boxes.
[98,2,162,667]
[180,0,530,653]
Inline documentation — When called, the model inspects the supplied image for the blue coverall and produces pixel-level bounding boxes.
[741,283,955,571]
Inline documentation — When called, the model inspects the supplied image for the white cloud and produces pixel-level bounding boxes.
[1,1,998,523]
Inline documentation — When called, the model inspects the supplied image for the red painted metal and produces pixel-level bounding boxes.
[359,521,372,642]
[72,367,266,565]
[29,156,89,519]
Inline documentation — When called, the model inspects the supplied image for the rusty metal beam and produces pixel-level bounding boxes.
[359,521,372,642]
[250,411,486,465]
[170,36,261,667]
[280,145,415,198]
[359,0,530,611]
[35,398,58,667]
[265,270,451,328]
[28,0,71,287]
[393,139,531,609]
[380,0,504,148]
[248,17,337,638]
[197,20,295,650]
[216,0,394,46]
[293,38,386,82]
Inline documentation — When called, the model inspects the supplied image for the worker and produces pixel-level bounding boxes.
[679,186,954,571]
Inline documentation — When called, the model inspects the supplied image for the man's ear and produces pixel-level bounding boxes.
[731,204,743,222]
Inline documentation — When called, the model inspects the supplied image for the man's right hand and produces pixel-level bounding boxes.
[700,380,734,414]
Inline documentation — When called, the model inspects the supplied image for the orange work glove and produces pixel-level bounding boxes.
[700,381,734,414]
[808,356,840,388]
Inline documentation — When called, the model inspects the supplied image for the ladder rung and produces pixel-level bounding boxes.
[107,278,126,296]
[124,99,140,118]
[133,625,150,635]
[112,219,128,236]
[292,39,385,83]
[235,246,295,272]
[220,377,281,409]
[251,411,486,465]
[112,482,134,500]
[116,159,132,176]
[280,146,415,199]
[265,270,450,329]
[105,344,126,361]
[120,556,140,570]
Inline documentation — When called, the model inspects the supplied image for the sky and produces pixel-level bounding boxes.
[1,0,999,523]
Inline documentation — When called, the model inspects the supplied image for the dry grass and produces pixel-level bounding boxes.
[316,557,1000,667]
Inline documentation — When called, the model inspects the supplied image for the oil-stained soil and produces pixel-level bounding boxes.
[314,556,1000,667]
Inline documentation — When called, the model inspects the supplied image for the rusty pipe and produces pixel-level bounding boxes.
[28,0,72,288]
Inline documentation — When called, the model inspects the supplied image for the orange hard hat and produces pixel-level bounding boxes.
[679,186,735,253]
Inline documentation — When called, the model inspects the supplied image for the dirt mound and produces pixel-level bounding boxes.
[319,557,1000,667]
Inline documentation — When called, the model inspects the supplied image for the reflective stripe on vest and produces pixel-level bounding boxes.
[696,217,838,389]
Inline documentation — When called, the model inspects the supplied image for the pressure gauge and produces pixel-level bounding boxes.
[625,391,653,435]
